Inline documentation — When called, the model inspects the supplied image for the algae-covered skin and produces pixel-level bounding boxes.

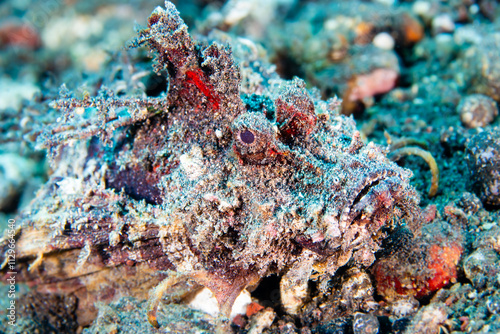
[0,0,420,329]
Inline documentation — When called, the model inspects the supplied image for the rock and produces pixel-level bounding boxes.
[463,248,500,290]
[0,153,38,212]
[187,287,252,319]
[465,128,500,206]
[353,313,379,334]
[486,292,500,315]
[460,33,500,101]
[455,192,483,214]
[431,14,455,35]
[248,308,275,334]
[458,94,498,128]
[373,221,463,302]
[388,297,419,318]
[403,303,449,334]
[340,268,374,310]
[373,32,395,50]
[0,77,40,110]
[0,22,41,49]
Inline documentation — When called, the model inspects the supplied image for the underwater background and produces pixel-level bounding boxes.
[0,0,500,333]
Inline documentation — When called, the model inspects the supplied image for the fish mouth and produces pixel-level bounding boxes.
[337,169,418,250]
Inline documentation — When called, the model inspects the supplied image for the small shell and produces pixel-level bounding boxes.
[458,94,498,128]
[274,79,317,140]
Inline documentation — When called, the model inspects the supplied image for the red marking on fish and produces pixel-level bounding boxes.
[186,70,220,110]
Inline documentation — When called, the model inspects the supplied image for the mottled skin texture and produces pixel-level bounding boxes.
[0,1,420,329]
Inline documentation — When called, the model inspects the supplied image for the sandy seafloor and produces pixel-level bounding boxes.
[0,0,500,333]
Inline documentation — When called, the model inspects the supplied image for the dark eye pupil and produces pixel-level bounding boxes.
[240,130,255,144]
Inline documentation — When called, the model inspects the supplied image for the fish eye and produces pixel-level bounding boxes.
[240,130,255,144]
[232,112,279,164]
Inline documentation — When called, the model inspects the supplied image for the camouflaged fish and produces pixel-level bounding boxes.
[0,1,420,330]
